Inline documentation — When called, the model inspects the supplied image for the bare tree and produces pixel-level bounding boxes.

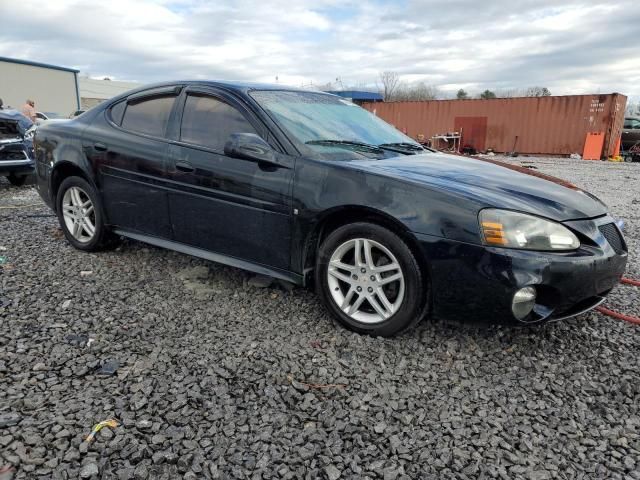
[379,71,400,101]
[625,98,639,116]
[393,82,440,101]
[525,86,552,97]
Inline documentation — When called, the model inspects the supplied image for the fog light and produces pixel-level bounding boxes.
[512,286,536,320]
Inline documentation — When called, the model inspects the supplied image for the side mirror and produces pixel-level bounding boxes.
[224,133,278,165]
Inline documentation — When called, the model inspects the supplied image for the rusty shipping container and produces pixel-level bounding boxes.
[362,94,627,158]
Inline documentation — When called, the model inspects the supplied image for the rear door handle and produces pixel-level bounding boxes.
[94,142,107,151]
[175,160,195,172]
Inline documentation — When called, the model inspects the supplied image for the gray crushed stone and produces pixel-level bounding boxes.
[0,158,639,479]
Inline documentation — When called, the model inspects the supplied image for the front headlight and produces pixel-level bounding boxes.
[479,209,580,251]
[24,126,36,140]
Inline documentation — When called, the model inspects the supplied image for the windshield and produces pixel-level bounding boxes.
[250,90,421,157]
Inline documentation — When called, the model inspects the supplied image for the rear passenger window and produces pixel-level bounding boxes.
[109,100,126,125]
[121,96,175,137]
[180,95,257,151]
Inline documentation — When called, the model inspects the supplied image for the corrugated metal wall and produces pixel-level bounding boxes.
[0,60,79,116]
[362,94,627,158]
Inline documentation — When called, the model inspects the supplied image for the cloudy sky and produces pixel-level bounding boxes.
[1,0,639,97]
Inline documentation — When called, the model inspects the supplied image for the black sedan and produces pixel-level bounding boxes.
[33,82,628,336]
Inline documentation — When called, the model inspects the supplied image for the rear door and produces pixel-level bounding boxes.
[165,87,294,270]
[88,86,181,238]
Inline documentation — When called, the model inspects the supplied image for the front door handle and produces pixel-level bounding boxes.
[94,142,107,151]
[175,160,195,172]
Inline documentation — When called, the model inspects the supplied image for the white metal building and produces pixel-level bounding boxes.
[78,77,141,110]
[0,56,80,116]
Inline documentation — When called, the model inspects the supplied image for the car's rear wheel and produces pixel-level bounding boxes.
[316,222,426,337]
[7,173,28,186]
[56,176,117,251]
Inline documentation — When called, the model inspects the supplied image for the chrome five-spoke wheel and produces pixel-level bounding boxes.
[61,186,96,243]
[327,238,405,324]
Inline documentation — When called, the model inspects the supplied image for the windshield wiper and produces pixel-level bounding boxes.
[305,139,384,153]
[377,142,426,154]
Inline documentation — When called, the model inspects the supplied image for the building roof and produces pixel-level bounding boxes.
[0,56,79,73]
[79,77,142,100]
[326,90,384,101]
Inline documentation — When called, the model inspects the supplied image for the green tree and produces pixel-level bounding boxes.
[480,90,497,99]
[456,89,469,99]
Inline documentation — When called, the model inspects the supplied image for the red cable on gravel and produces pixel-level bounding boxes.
[621,277,640,287]
[596,306,640,325]
[595,277,640,325]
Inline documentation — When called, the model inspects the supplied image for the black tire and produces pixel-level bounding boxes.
[315,222,427,337]
[7,173,28,186]
[56,176,118,251]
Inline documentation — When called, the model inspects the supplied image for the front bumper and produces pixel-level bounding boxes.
[0,141,35,176]
[417,215,627,325]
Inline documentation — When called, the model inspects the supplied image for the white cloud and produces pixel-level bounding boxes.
[0,0,638,97]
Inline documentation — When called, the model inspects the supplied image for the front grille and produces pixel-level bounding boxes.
[599,223,626,254]
[0,150,28,161]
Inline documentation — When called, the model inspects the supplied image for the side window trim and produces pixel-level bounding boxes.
[127,85,182,104]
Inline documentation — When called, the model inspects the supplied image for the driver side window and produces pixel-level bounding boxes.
[180,95,257,152]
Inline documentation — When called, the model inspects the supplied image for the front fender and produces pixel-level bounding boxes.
[294,157,484,242]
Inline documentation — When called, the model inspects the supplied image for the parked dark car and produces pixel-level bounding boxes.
[0,108,35,186]
[622,117,640,159]
[33,82,628,336]
[36,111,60,120]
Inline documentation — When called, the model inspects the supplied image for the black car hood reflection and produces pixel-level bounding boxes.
[343,152,607,222]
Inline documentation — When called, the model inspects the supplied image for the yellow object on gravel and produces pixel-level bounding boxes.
[85,419,119,442]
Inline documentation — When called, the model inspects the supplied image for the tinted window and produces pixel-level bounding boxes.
[109,100,126,125]
[180,95,256,151]
[121,96,175,137]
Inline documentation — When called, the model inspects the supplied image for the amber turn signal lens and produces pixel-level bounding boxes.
[481,221,507,245]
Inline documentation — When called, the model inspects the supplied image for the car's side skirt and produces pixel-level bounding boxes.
[113,229,304,286]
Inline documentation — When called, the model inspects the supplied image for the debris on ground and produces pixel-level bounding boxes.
[65,334,91,347]
[95,359,120,376]
[0,413,22,428]
[247,273,274,288]
[84,419,119,443]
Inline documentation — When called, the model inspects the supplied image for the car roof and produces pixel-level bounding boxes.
[119,80,331,99]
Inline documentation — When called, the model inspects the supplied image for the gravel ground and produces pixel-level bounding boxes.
[1,157,639,480]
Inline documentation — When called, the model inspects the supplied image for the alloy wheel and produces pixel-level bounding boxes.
[327,238,405,324]
[61,186,96,243]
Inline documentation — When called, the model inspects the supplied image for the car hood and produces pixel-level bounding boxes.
[0,109,32,138]
[349,152,607,221]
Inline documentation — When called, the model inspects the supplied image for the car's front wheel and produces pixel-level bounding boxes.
[316,222,427,337]
[56,176,116,251]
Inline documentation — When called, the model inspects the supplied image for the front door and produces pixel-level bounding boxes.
[166,88,294,271]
